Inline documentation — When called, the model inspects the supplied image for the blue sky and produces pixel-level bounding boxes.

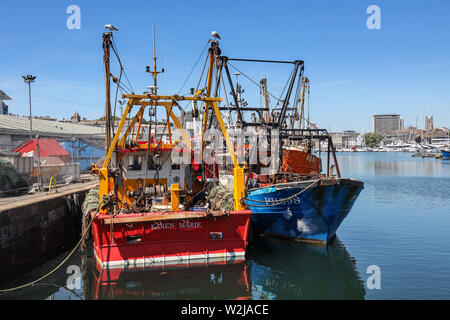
[1,0,449,132]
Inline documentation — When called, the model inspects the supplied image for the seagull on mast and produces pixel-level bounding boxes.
[105,24,119,31]
[211,31,221,40]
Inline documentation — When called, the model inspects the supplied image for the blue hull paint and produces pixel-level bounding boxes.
[246,179,363,244]
[247,237,366,299]
[442,151,450,160]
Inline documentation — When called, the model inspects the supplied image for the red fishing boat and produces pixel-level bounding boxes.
[87,29,251,269]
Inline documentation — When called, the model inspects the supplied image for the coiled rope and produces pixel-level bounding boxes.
[244,179,321,208]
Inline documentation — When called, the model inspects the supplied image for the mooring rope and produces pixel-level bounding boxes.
[244,179,321,208]
[0,206,100,294]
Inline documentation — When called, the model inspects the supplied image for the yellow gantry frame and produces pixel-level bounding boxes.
[100,94,245,211]
[100,39,245,212]
[199,43,245,210]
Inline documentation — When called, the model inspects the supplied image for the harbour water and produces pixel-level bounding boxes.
[2,152,450,300]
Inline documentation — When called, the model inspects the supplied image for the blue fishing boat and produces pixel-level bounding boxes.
[246,178,363,244]
[209,53,364,245]
[441,149,450,160]
[242,126,364,245]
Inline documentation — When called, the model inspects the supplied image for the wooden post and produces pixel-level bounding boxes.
[330,138,341,178]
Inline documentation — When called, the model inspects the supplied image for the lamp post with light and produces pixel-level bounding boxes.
[22,75,36,140]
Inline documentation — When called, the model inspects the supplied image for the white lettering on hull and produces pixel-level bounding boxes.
[264,197,301,205]
[150,221,202,230]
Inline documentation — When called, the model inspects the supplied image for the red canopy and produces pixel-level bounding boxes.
[13,139,71,163]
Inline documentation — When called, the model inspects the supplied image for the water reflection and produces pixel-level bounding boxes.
[85,237,365,300]
[3,153,450,300]
[86,260,251,300]
[2,237,365,300]
[247,237,366,300]
[335,153,450,178]
[0,251,87,300]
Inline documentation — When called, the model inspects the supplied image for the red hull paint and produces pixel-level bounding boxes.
[91,259,251,299]
[92,210,252,269]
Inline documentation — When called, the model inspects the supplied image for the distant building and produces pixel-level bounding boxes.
[425,116,434,132]
[0,101,7,115]
[330,131,363,148]
[71,112,81,123]
[342,130,360,148]
[372,114,403,135]
[37,116,57,121]
[391,125,449,144]
[0,90,11,115]
[0,114,105,152]
[330,133,343,148]
[392,126,423,142]
[423,127,449,143]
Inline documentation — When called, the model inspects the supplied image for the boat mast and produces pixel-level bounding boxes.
[298,77,309,129]
[103,32,113,153]
[276,60,303,129]
[152,25,159,95]
[200,40,220,163]
[260,78,271,123]
[145,25,165,141]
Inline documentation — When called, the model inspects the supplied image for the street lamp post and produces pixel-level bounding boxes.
[22,75,36,140]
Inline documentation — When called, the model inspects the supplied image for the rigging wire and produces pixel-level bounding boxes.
[290,73,303,129]
[148,101,180,196]
[112,68,123,137]
[274,67,295,108]
[107,34,137,171]
[227,62,283,104]
[228,61,298,128]
[115,78,132,94]
[307,80,311,128]
[138,107,154,205]
[196,54,209,93]
[111,36,134,93]
[220,71,233,127]
[177,41,210,95]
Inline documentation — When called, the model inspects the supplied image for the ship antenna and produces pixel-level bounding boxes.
[153,25,157,95]
[145,25,164,95]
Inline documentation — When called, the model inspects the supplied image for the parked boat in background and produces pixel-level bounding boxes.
[245,129,363,245]
[213,57,364,245]
[247,177,363,244]
[440,148,450,160]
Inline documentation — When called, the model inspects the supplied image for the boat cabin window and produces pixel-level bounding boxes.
[128,156,142,170]
[148,156,162,171]
[171,163,180,170]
